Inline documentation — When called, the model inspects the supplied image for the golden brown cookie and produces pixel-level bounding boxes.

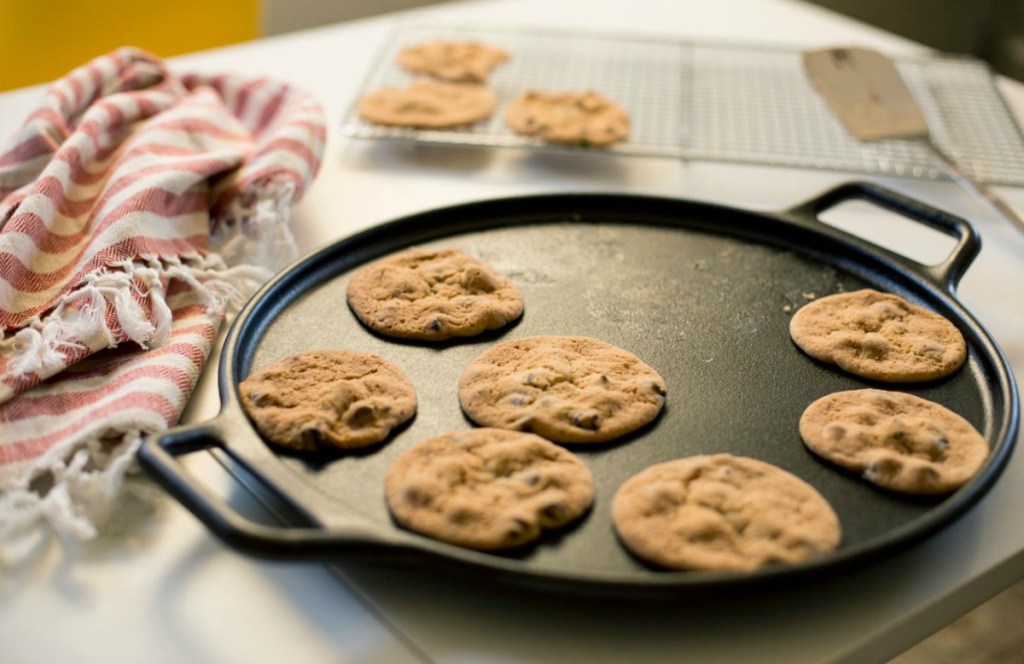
[239,350,416,451]
[611,454,841,572]
[397,40,509,83]
[799,389,988,494]
[346,247,524,341]
[505,90,630,146]
[458,335,666,444]
[789,289,966,382]
[357,80,497,128]
[385,428,594,550]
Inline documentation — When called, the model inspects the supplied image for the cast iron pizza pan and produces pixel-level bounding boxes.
[139,182,1019,597]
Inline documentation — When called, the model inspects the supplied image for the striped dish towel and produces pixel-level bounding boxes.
[0,47,325,558]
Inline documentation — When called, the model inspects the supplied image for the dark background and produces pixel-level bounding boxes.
[811,0,1024,81]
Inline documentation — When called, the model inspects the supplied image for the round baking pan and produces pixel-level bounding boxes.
[139,182,1019,597]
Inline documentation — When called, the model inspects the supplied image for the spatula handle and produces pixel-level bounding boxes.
[925,139,1024,236]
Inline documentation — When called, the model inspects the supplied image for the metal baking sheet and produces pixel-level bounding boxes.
[341,23,1024,185]
[141,185,1018,597]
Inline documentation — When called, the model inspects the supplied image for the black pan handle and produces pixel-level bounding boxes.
[785,182,981,290]
[138,419,383,559]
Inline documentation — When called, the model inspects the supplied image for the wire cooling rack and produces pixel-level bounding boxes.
[341,24,1024,186]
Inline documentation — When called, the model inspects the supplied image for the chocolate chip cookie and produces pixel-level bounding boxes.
[239,350,417,451]
[789,289,966,382]
[799,389,988,494]
[612,454,842,572]
[357,80,497,128]
[385,428,594,550]
[397,40,509,83]
[458,335,666,444]
[505,90,630,147]
[346,247,524,341]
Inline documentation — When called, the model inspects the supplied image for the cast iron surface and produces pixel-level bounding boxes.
[141,183,1018,596]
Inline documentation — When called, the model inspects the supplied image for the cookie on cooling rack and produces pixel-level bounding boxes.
[397,40,509,83]
[505,90,630,147]
[239,350,417,451]
[358,80,497,128]
[789,288,966,382]
[611,454,842,572]
[346,247,524,341]
[799,389,988,495]
[385,428,594,550]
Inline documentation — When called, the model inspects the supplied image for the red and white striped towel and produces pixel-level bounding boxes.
[0,47,326,556]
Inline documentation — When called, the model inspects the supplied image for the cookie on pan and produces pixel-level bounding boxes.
[799,389,988,494]
[611,454,841,572]
[239,350,416,451]
[346,247,524,341]
[458,335,666,444]
[385,428,594,550]
[505,90,630,147]
[358,80,497,128]
[789,288,966,382]
[397,40,509,83]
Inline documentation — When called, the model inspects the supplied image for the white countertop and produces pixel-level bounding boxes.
[2,1,1023,663]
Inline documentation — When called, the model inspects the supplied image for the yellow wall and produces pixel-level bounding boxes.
[0,0,259,91]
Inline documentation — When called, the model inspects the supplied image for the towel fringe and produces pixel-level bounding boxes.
[212,181,300,272]
[1,254,271,387]
[0,429,156,565]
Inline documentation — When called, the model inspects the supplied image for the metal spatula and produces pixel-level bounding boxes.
[803,46,1024,235]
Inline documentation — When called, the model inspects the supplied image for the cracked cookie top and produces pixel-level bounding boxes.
[611,454,841,571]
[789,289,966,382]
[458,335,666,444]
[239,350,417,451]
[346,247,524,341]
[357,80,497,128]
[799,389,988,494]
[385,428,594,550]
[397,40,509,83]
[505,90,630,147]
